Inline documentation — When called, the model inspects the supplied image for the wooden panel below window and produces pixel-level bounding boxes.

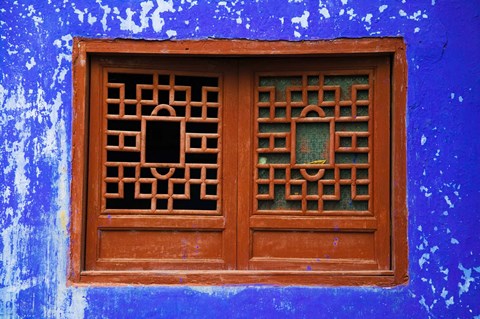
[249,230,378,271]
[95,229,225,270]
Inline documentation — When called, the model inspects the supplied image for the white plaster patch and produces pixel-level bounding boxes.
[346,8,357,20]
[87,13,97,25]
[74,8,87,23]
[418,296,431,313]
[421,134,427,145]
[291,11,310,28]
[444,195,454,208]
[166,29,177,37]
[190,286,248,297]
[445,296,454,307]
[440,287,448,298]
[458,263,475,296]
[25,57,36,70]
[364,13,373,24]
[319,8,330,19]
[118,5,151,34]
[151,0,175,32]
[97,0,112,31]
[420,186,432,198]
[419,253,430,269]
[50,36,72,89]
[379,5,388,13]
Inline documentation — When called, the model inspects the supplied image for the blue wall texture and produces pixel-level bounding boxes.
[1,1,479,318]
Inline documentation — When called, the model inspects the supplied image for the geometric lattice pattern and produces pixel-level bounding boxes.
[255,73,372,215]
[103,71,221,215]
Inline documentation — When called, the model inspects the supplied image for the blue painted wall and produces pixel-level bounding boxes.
[1,1,479,318]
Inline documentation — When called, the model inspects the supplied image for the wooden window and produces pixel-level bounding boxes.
[70,39,407,286]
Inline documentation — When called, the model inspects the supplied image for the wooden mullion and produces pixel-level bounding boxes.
[236,61,254,270]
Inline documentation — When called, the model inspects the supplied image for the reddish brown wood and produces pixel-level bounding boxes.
[69,38,408,286]
[391,43,409,285]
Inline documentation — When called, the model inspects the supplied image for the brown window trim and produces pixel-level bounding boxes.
[70,38,408,286]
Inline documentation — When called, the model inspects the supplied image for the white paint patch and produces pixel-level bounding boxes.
[414,27,420,33]
[445,296,454,307]
[97,1,112,32]
[379,5,388,13]
[50,36,72,89]
[421,134,427,145]
[399,9,407,17]
[418,296,430,313]
[118,5,149,34]
[458,96,463,102]
[74,8,86,23]
[419,253,430,269]
[294,31,301,38]
[451,238,459,244]
[440,287,448,298]
[444,195,454,208]
[291,11,310,28]
[363,13,373,24]
[319,8,330,19]
[451,92,455,99]
[458,263,475,296]
[341,0,347,5]
[346,8,357,20]
[166,29,177,37]
[190,286,248,297]
[151,0,175,32]
[87,13,97,25]
[25,57,36,70]
[420,186,432,198]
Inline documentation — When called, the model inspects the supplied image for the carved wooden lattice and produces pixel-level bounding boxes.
[103,71,222,215]
[254,72,372,215]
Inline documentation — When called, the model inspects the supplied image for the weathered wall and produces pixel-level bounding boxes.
[1,1,479,318]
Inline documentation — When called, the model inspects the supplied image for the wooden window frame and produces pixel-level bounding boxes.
[70,38,407,286]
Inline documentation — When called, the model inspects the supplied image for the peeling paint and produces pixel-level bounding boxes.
[1,0,479,317]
